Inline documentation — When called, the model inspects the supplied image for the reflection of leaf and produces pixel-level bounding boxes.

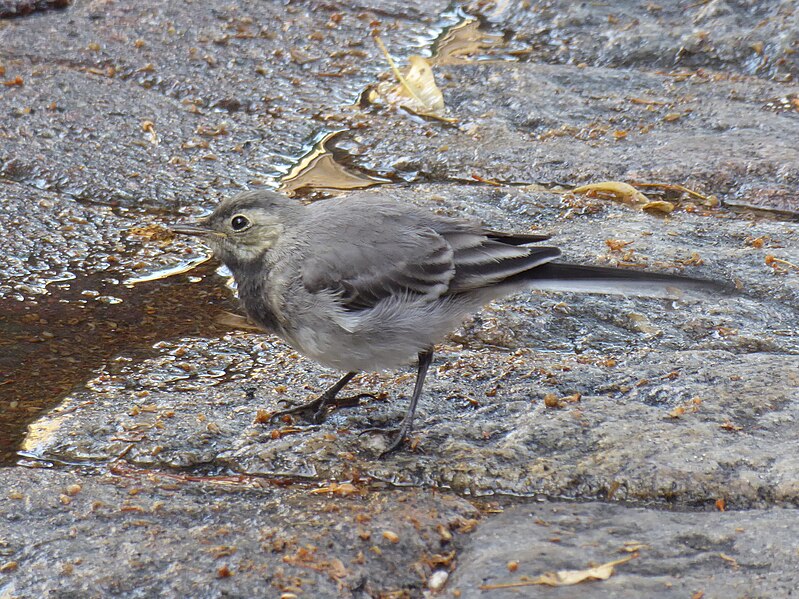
[374,35,455,123]
[479,555,635,590]
[433,18,504,65]
[214,311,261,332]
[278,130,389,196]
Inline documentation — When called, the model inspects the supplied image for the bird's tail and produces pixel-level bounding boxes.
[501,261,724,298]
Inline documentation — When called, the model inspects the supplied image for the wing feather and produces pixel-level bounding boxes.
[300,198,560,315]
[302,228,455,312]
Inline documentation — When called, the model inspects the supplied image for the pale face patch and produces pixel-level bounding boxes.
[207,208,286,265]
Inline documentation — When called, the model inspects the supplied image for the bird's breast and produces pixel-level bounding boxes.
[234,265,283,334]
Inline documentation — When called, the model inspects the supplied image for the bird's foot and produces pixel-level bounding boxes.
[273,392,377,424]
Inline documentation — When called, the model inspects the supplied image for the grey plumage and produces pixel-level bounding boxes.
[172,189,720,453]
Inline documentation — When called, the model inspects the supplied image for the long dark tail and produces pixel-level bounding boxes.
[503,261,724,298]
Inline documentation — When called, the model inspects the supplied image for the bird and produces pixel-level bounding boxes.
[172,189,719,454]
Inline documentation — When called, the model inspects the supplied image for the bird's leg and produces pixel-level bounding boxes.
[271,371,372,424]
[379,349,434,455]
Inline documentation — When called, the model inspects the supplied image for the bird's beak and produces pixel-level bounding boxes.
[171,220,212,236]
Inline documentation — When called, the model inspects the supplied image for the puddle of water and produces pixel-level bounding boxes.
[0,257,240,466]
[277,130,393,198]
[123,254,213,286]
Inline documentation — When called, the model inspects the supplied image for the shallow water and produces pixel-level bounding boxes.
[0,257,239,465]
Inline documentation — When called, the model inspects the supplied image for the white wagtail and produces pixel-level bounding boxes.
[172,189,719,453]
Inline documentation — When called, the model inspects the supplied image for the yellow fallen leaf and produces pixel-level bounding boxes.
[632,182,719,207]
[571,181,649,205]
[308,482,359,496]
[479,555,635,590]
[396,56,444,112]
[621,541,649,553]
[642,200,675,213]
[374,35,455,123]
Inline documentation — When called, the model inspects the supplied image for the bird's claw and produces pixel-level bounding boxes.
[270,397,327,423]
[270,392,375,425]
[335,392,379,408]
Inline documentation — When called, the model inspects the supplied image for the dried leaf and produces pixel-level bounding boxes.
[571,181,649,205]
[621,541,648,553]
[642,200,675,213]
[605,239,634,252]
[480,555,635,590]
[718,552,739,569]
[374,35,455,122]
[382,530,400,543]
[128,224,174,242]
[270,427,303,439]
[632,182,719,207]
[141,120,159,145]
[668,396,702,419]
[308,482,359,496]
[543,393,562,409]
[668,405,686,418]
[720,420,743,432]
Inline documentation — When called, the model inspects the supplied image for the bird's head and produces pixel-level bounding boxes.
[171,190,302,268]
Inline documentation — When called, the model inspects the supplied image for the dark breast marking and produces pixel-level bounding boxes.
[234,263,280,333]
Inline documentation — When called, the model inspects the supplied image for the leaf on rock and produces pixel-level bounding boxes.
[374,35,455,123]
[642,200,676,213]
[571,181,650,205]
[479,555,636,590]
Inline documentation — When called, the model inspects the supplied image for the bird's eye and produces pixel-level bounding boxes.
[230,214,251,231]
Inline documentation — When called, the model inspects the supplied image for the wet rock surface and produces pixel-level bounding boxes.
[0,0,68,19]
[466,0,799,80]
[1,0,798,597]
[0,467,479,598]
[0,0,451,208]
[448,501,799,597]
[345,61,799,214]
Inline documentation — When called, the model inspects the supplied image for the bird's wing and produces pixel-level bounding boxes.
[301,221,456,312]
[431,221,562,293]
[301,198,561,311]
